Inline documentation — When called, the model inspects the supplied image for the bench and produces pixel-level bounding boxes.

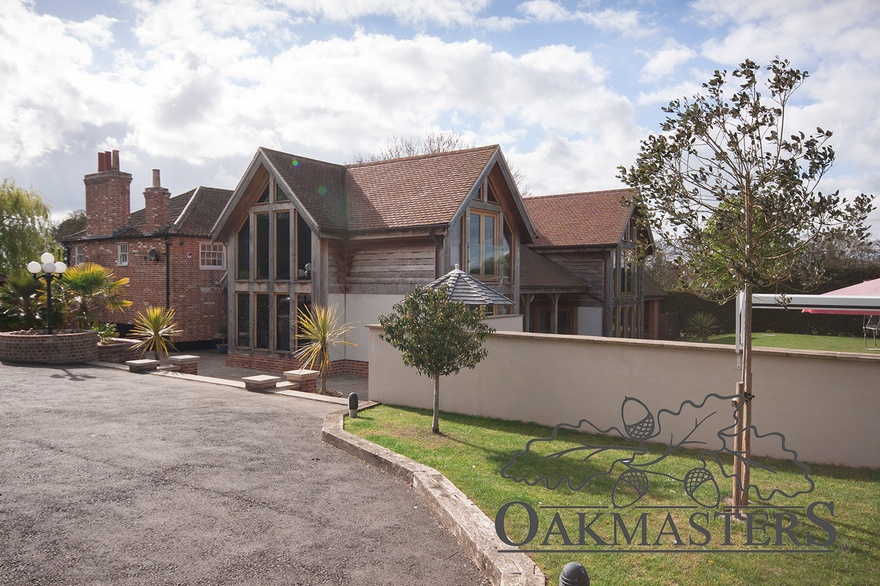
[242,374,283,392]
[125,359,160,373]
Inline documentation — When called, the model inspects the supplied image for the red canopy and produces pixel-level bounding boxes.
[802,277,880,316]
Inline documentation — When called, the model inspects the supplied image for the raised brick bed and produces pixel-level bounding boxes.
[0,330,99,364]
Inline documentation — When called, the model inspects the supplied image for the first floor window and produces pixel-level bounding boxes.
[73,246,84,265]
[117,243,128,266]
[200,243,225,269]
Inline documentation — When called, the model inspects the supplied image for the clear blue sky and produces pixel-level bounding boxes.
[3,0,878,234]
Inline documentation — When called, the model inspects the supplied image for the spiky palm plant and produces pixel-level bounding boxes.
[684,311,720,343]
[0,273,46,330]
[58,262,131,329]
[130,306,183,360]
[293,304,357,394]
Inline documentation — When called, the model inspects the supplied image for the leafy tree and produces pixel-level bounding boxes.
[378,286,494,434]
[0,179,54,278]
[618,58,874,509]
[53,209,87,242]
[293,304,357,394]
[58,262,131,328]
[130,306,182,360]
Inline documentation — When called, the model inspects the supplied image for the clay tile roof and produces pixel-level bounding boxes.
[519,245,589,291]
[262,148,347,232]
[523,189,634,248]
[128,190,195,235]
[176,187,235,236]
[127,187,233,237]
[343,146,498,231]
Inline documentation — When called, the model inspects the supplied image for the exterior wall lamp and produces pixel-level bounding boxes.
[27,252,67,335]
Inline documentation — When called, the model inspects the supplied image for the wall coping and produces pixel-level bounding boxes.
[365,324,880,364]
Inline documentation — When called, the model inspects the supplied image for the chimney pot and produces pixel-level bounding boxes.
[112,150,120,171]
[97,152,104,172]
[152,169,161,188]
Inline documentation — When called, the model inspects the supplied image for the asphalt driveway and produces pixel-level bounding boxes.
[0,362,487,585]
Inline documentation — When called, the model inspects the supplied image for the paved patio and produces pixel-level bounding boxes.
[0,361,487,585]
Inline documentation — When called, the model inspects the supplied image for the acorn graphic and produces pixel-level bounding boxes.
[612,469,649,507]
[621,397,655,440]
[683,467,720,507]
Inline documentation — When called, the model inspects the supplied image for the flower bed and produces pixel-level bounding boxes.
[0,329,99,364]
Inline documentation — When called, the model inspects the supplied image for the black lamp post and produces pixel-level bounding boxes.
[27,252,67,335]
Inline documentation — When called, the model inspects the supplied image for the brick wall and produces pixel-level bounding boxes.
[0,330,98,364]
[226,351,368,377]
[77,237,226,343]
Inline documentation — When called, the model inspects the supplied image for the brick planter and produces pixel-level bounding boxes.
[96,338,140,364]
[0,330,99,364]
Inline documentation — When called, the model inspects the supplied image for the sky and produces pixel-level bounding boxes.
[2,0,879,236]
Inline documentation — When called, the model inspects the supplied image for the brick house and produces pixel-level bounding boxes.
[521,190,662,338]
[63,151,233,343]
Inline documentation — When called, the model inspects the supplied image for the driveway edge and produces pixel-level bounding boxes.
[322,410,546,586]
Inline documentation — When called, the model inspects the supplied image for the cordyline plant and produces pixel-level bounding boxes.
[378,286,494,434]
[130,306,183,360]
[618,57,874,510]
[294,304,357,394]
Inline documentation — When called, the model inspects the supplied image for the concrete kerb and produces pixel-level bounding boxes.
[321,408,546,586]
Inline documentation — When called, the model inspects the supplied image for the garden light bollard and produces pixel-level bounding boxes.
[27,252,67,335]
[348,392,359,418]
[559,562,590,586]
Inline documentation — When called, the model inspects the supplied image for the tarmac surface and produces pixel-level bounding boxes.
[0,359,489,585]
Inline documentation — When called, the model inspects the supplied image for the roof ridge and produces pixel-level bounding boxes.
[345,144,499,169]
[259,147,345,170]
[524,188,633,200]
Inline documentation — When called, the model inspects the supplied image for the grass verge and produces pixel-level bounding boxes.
[347,405,879,585]
[691,332,878,354]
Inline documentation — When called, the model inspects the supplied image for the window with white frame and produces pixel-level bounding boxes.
[200,243,225,269]
[117,243,128,266]
[73,245,84,265]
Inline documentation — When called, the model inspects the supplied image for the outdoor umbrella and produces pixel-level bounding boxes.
[426,265,513,306]
[801,277,880,316]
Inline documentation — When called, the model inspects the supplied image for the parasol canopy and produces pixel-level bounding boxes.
[426,265,513,306]
[801,277,880,316]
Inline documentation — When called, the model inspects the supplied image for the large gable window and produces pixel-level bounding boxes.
[233,175,313,354]
[234,179,312,282]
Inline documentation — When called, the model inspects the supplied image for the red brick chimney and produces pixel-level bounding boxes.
[143,169,171,233]
[84,150,132,237]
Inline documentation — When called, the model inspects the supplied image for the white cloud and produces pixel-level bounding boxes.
[274,0,493,27]
[641,39,697,82]
[518,0,570,23]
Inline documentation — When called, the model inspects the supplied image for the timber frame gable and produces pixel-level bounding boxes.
[212,144,536,369]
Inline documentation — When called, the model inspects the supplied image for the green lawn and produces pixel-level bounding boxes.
[347,406,879,585]
[691,332,878,354]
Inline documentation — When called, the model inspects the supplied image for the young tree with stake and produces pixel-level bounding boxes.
[378,286,494,434]
[618,58,874,510]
